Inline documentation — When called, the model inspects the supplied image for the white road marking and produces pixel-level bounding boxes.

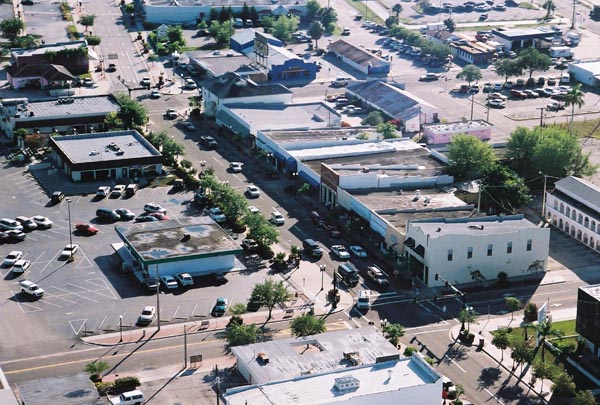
[484,388,506,404]
[451,358,466,373]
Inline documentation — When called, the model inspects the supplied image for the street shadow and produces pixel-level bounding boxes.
[440,340,469,365]
[477,367,502,390]
[496,383,525,402]
[144,366,187,404]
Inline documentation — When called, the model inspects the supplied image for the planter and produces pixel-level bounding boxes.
[458,332,475,345]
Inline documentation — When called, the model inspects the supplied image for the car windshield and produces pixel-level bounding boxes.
[142,310,152,315]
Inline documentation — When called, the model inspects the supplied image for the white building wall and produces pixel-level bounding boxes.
[202,89,293,117]
[568,63,598,87]
[546,193,600,252]
[407,222,550,286]
[157,255,236,277]
[339,55,368,75]
[340,381,442,405]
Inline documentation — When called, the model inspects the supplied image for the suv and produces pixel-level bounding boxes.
[337,263,360,287]
[96,208,120,222]
[109,390,145,405]
[20,280,44,299]
[125,183,139,197]
[270,211,285,225]
[367,265,390,287]
[51,191,65,204]
[302,238,323,258]
[331,77,351,87]
[0,218,23,232]
[200,135,218,149]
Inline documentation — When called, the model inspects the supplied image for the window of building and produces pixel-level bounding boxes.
[507,242,512,254]
[467,247,473,259]
[526,239,532,251]
[553,199,558,209]
[487,244,493,256]
[559,203,564,214]
[566,207,571,216]
[447,249,453,261]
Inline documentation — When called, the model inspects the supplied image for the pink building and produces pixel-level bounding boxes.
[422,120,493,145]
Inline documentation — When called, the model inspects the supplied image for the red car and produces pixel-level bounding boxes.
[76,223,98,235]
[148,212,169,220]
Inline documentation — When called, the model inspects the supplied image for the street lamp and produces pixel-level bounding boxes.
[320,264,326,291]
[540,171,548,221]
[155,264,161,332]
[66,198,73,261]
[119,315,123,342]
[460,305,473,332]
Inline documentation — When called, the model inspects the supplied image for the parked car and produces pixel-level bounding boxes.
[150,90,161,99]
[207,207,226,223]
[165,109,177,119]
[547,101,565,111]
[331,245,351,260]
[76,223,98,235]
[15,216,37,231]
[246,185,260,198]
[7,230,26,241]
[140,77,151,86]
[135,214,159,222]
[175,273,194,287]
[96,186,111,198]
[212,297,228,315]
[115,208,135,220]
[160,275,178,290]
[125,183,139,197]
[0,218,23,232]
[488,92,507,101]
[349,245,368,258]
[211,272,227,285]
[144,203,167,214]
[32,215,53,228]
[418,73,441,81]
[487,99,507,108]
[20,280,44,299]
[147,212,169,221]
[109,390,145,405]
[524,89,539,98]
[367,265,390,287]
[111,185,126,197]
[137,306,156,325]
[242,238,259,251]
[60,244,79,259]
[51,191,65,204]
[2,250,23,267]
[183,121,195,131]
[12,259,31,274]
[229,162,243,173]
[199,135,218,149]
[270,210,285,225]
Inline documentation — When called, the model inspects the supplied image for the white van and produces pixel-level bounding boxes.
[331,77,351,87]
[109,389,145,405]
[560,73,570,84]
[234,18,244,28]
[357,289,370,310]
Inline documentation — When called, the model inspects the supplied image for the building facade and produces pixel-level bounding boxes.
[327,40,390,75]
[404,215,550,287]
[576,285,600,358]
[546,176,600,252]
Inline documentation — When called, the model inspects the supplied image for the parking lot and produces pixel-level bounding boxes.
[0,164,270,360]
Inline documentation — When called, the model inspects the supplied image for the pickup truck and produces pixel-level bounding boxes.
[199,135,218,149]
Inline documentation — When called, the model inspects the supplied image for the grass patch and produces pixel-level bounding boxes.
[545,118,600,139]
[519,2,539,9]
[348,0,384,24]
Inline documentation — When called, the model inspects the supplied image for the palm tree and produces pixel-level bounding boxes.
[542,0,555,20]
[533,359,553,392]
[564,83,585,133]
[392,3,403,18]
[534,319,564,361]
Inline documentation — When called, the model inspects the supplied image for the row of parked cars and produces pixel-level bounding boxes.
[0,215,54,243]
[95,184,139,199]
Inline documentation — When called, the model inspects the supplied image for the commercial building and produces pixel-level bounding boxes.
[49,130,163,182]
[10,40,91,75]
[568,60,600,87]
[404,215,550,286]
[115,216,243,285]
[225,328,442,405]
[327,40,390,76]
[491,27,557,51]
[143,0,307,24]
[576,285,600,358]
[545,176,600,252]
[346,80,440,132]
[450,41,496,65]
[422,120,493,145]
[0,95,120,140]
[5,64,76,91]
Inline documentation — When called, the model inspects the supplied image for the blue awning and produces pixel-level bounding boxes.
[285,156,298,171]
[272,150,286,162]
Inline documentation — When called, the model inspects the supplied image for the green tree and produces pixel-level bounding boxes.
[510,339,534,374]
[229,302,248,315]
[243,212,279,248]
[208,20,235,46]
[574,390,598,405]
[517,48,551,78]
[161,138,185,166]
[443,17,456,32]
[456,64,482,86]
[241,2,250,21]
[24,133,44,151]
[403,346,418,357]
[307,21,324,49]
[306,0,321,19]
[535,319,563,361]
[504,297,522,321]
[104,111,123,130]
[220,190,248,222]
[564,83,585,133]
[12,33,40,48]
[492,327,510,361]
[250,278,292,321]
[79,14,95,32]
[0,18,25,41]
[382,323,405,347]
[166,25,186,46]
[249,6,258,21]
[552,371,576,398]
[445,134,497,180]
[320,7,337,33]
[494,58,523,83]
[505,126,541,179]
[392,3,403,18]
[124,3,136,13]
[480,163,531,213]
[453,384,465,405]
[116,94,148,128]
[524,302,538,322]
[385,16,398,29]
[272,15,299,43]
[377,122,399,139]
[458,308,478,334]
[532,359,554,392]
[542,0,556,20]
[290,313,326,337]
[84,360,110,380]
[225,323,258,346]
[86,35,101,46]
[361,111,383,126]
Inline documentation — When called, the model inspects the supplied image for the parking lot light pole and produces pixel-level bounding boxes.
[320,264,326,291]
[119,315,123,342]
[155,265,161,332]
[66,198,73,261]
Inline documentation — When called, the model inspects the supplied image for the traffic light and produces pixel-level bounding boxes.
[435,273,439,281]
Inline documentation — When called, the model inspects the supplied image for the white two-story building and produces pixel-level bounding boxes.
[546,176,600,252]
[404,215,550,287]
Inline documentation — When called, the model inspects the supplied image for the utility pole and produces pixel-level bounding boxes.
[571,0,577,29]
[184,325,188,368]
[536,106,545,127]
[155,264,161,331]
[470,92,475,121]
[540,172,548,221]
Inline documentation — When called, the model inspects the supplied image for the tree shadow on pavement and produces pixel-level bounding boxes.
[440,340,469,365]
[477,367,502,390]
[496,383,525,402]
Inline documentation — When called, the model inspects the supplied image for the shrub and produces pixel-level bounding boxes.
[524,302,538,322]
[227,315,244,328]
[403,346,418,357]
[113,376,140,391]
[94,382,114,396]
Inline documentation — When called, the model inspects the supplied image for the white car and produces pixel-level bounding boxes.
[175,273,194,287]
[12,259,30,274]
[160,275,178,289]
[248,206,260,214]
[350,245,368,258]
[144,203,167,214]
[246,185,260,198]
[96,186,111,198]
[331,245,351,260]
[141,77,151,86]
[229,162,243,173]
[137,306,156,325]
[2,251,23,267]
[270,210,285,225]
[20,280,44,299]
[32,215,53,228]
[183,121,195,131]
[207,207,226,223]
[487,99,506,108]
[111,185,126,197]
[60,244,79,259]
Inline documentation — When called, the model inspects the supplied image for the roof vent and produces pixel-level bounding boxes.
[362,167,370,173]
[424,197,431,206]
[468,225,485,230]
[436,227,441,232]
[334,376,360,391]
[90,150,99,156]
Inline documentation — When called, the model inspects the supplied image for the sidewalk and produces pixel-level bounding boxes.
[82,260,355,348]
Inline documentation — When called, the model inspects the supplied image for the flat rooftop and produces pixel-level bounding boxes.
[146,0,305,6]
[423,120,492,133]
[265,128,380,145]
[51,131,161,164]
[411,215,539,238]
[354,189,473,230]
[11,40,86,58]
[231,328,400,385]
[17,96,120,119]
[116,216,241,263]
[188,53,255,76]
[580,284,600,301]
[227,102,338,131]
[225,357,439,405]
[570,60,600,74]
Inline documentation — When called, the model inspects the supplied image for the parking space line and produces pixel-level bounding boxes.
[97,315,108,331]
[49,285,98,303]
[212,156,224,167]
[173,305,182,319]
[191,303,199,317]
[68,319,88,336]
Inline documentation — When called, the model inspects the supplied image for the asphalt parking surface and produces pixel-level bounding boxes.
[0,165,268,360]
